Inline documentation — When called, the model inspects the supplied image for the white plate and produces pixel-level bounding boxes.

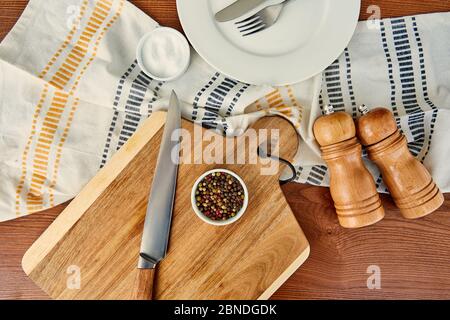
[177,0,361,86]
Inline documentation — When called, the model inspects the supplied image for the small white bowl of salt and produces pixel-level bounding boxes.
[136,27,191,82]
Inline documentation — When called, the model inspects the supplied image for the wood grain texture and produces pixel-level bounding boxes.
[1,0,450,300]
[22,114,309,300]
[274,184,450,300]
[313,112,385,228]
[356,108,444,220]
[132,269,155,300]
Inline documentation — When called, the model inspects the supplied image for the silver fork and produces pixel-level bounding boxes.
[235,0,289,37]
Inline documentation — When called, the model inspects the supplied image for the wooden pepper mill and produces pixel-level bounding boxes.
[313,105,385,228]
[356,106,444,219]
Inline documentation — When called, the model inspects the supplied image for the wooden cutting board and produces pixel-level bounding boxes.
[22,112,310,300]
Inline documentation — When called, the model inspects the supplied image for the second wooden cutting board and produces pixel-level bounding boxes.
[22,112,310,300]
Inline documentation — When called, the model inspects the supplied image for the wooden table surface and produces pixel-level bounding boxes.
[1,0,450,300]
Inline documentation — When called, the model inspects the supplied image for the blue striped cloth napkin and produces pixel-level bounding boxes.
[0,0,448,222]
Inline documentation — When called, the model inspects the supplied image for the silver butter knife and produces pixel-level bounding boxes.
[215,0,267,22]
[133,91,182,300]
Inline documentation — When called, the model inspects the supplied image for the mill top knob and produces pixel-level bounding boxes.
[356,106,398,146]
[313,105,356,147]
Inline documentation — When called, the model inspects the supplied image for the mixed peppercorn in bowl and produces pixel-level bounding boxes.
[191,169,249,226]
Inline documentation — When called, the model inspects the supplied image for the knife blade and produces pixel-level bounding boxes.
[215,0,267,22]
[133,91,182,299]
[139,90,181,267]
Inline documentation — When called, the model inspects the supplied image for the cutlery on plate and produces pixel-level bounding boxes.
[215,0,268,23]
[236,0,289,36]
[132,91,182,300]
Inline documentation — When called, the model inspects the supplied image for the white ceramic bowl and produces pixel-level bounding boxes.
[136,27,191,82]
[191,169,249,226]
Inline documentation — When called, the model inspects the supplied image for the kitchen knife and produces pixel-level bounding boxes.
[132,91,182,300]
[215,0,267,22]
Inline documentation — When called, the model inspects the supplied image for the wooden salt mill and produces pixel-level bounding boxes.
[356,106,444,219]
[313,105,385,228]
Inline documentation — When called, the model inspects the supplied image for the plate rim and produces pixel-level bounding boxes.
[177,0,361,86]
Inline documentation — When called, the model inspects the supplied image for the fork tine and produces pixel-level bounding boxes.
[236,15,261,28]
[236,0,286,37]
[242,24,266,36]
[241,22,265,35]
[235,13,258,25]
[237,17,262,30]
[239,19,264,33]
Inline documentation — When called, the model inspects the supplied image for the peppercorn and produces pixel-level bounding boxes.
[195,172,245,221]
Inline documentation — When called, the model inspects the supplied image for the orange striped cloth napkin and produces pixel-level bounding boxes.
[0,0,306,221]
